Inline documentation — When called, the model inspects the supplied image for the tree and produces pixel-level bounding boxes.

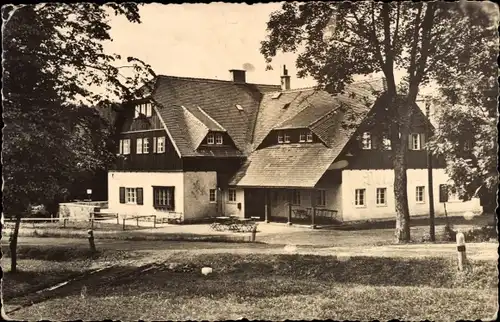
[2,3,154,274]
[260,1,498,242]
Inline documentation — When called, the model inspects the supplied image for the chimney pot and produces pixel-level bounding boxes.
[229,69,246,83]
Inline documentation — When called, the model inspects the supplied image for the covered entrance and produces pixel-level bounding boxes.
[243,188,266,220]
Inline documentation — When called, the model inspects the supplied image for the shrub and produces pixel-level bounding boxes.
[463,225,498,242]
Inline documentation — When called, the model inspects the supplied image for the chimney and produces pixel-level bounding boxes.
[229,69,246,83]
[280,65,291,91]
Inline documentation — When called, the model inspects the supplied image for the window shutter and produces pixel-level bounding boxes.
[153,137,157,153]
[137,188,144,205]
[408,134,413,150]
[152,187,158,207]
[119,140,123,154]
[170,187,175,210]
[420,133,426,149]
[119,187,125,204]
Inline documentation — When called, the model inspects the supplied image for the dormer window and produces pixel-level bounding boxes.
[207,133,215,145]
[134,102,152,118]
[215,133,223,145]
[277,132,284,144]
[361,132,372,150]
[284,133,291,143]
[299,132,306,142]
[306,131,313,142]
[383,136,392,150]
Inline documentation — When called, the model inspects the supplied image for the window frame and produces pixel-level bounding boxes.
[277,132,284,144]
[122,139,131,155]
[125,187,137,204]
[228,189,237,202]
[361,132,372,150]
[416,186,425,203]
[143,138,150,154]
[209,189,217,203]
[291,190,301,206]
[284,133,291,143]
[153,186,175,210]
[410,133,421,150]
[157,136,166,153]
[315,189,326,207]
[207,133,215,145]
[382,136,392,150]
[299,132,306,143]
[355,188,366,207]
[376,187,387,206]
[306,131,313,143]
[215,133,223,145]
[136,138,143,154]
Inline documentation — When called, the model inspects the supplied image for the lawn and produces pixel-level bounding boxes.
[4,251,498,321]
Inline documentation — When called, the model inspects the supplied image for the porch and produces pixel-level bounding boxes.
[243,188,342,228]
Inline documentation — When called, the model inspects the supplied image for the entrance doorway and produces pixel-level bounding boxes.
[244,189,266,219]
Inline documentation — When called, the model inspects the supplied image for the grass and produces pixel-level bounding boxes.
[4,251,498,321]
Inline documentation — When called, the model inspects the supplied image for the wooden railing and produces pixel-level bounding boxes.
[291,207,342,225]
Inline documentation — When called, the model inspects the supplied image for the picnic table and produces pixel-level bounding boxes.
[210,216,257,233]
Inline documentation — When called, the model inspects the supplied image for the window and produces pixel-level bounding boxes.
[416,186,425,203]
[410,133,421,150]
[143,138,150,154]
[153,186,175,210]
[315,190,326,207]
[306,131,313,142]
[120,139,130,155]
[215,133,223,145]
[284,133,291,143]
[299,132,306,142]
[382,136,392,150]
[361,132,371,150]
[136,138,143,154]
[157,137,165,153]
[207,133,215,145]
[228,189,237,202]
[135,102,152,118]
[376,188,387,206]
[277,132,284,144]
[209,189,216,203]
[291,190,301,205]
[126,188,137,204]
[355,189,366,207]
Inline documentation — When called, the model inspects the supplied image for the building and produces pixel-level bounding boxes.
[107,67,481,224]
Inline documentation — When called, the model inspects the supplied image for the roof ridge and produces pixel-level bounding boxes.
[196,105,226,131]
[157,74,279,88]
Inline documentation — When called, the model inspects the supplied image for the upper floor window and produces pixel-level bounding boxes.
[134,102,152,118]
[361,132,372,150]
[299,132,306,142]
[284,133,291,143]
[215,133,223,145]
[136,138,143,154]
[382,136,392,150]
[207,133,215,145]
[156,136,165,153]
[119,139,131,155]
[277,132,284,144]
[306,131,313,142]
[410,133,422,150]
[143,138,150,154]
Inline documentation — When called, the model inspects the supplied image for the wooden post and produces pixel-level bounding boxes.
[311,207,316,229]
[87,229,96,253]
[456,232,467,271]
[251,225,257,242]
[287,197,292,225]
[426,101,436,241]
[63,218,67,228]
[122,218,126,231]
[136,217,139,227]
[116,214,119,225]
[153,215,156,228]
[264,190,269,223]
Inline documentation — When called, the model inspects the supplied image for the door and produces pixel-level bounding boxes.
[244,189,266,219]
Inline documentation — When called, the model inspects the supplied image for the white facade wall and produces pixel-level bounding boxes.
[183,171,218,221]
[108,171,184,219]
[223,188,245,218]
[341,169,482,221]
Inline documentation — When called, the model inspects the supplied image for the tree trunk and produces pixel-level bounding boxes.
[393,144,411,242]
[9,214,21,274]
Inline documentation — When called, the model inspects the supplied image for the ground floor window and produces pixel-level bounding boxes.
[153,186,175,210]
[209,189,216,203]
[228,189,237,202]
[119,187,143,205]
[376,187,387,206]
[315,190,326,207]
[416,186,425,203]
[355,188,366,207]
[291,190,301,206]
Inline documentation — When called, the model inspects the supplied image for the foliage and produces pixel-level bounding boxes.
[260,1,498,242]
